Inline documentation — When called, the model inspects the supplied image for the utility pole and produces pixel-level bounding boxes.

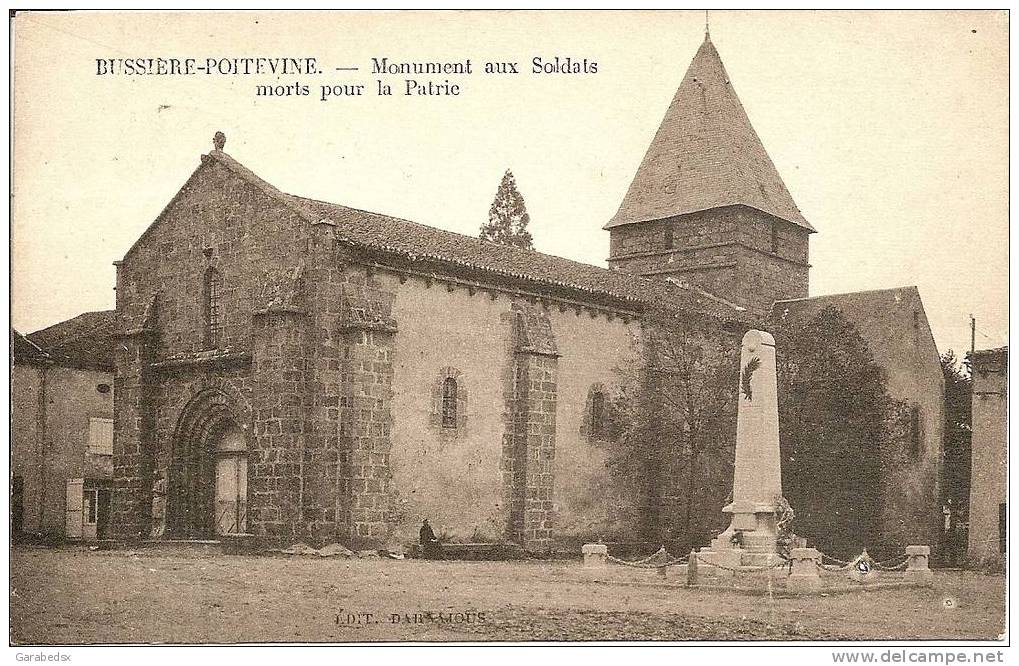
[970,314,976,358]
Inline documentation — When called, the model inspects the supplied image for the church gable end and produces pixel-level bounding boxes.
[117,150,313,357]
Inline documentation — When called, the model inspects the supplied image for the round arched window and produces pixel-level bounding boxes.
[441,377,458,429]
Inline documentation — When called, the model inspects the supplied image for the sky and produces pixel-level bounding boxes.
[11,10,1009,358]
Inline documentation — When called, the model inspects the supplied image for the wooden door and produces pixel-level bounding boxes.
[65,478,84,539]
[214,456,247,535]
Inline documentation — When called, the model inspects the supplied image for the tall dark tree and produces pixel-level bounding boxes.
[609,306,904,559]
[775,306,896,559]
[608,313,741,552]
[941,350,973,512]
[479,170,534,250]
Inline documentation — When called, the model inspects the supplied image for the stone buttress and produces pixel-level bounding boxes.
[505,302,559,552]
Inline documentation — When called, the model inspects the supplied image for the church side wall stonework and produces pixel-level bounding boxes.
[374,268,647,551]
[384,273,512,547]
[548,307,644,550]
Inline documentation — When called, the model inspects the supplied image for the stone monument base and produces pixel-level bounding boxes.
[695,526,786,570]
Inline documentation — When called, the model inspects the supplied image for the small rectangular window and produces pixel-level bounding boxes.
[771,222,780,254]
[88,417,114,456]
[664,226,674,250]
[204,268,224,349]
[909,407,921,457]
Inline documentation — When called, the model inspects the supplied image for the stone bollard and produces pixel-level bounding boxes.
[655,548,669,578]
[786,547,822,594]
[904,545,934,586]
[582,543,608,569]
[686,550,699,587]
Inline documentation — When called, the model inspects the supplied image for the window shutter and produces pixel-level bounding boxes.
[89,417,114,455]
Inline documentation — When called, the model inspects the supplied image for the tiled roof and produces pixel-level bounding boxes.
[606,36,813,232]
[205,150,747,322]
[27,310,118,371]
[12,329,50,365]
[294,195,745,319]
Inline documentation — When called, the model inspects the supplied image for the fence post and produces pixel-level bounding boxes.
[582,543,608,569]
[786,547,821,594]
[686,550,698,587]
[904,545,933,586]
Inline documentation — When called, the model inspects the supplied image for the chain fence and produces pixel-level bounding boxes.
[690,552,790,574]
[816,549,911,578]
[602,544,917,580]
[604,546,688,569]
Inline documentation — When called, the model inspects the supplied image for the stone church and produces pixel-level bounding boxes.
[109,35,943,552]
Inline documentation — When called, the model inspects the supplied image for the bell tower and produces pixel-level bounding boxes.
[606,35,814,318]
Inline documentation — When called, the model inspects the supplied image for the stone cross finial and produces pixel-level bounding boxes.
[213,131,226,151]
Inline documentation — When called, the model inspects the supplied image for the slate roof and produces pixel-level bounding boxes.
[26,310,118,371]
[606,35,813,232]
[203,150,747,322]
[770,286,942,392]
[772,286,926,324]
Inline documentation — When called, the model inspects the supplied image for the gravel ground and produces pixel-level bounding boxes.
[9,547,1005,644]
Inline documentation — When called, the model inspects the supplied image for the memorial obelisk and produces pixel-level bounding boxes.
[698,329,785,567]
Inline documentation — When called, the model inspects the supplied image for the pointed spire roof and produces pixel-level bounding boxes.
[605,36,814,232]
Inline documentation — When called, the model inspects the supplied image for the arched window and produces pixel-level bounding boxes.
[591,390,606,437]
[664,226,674,250]
[441,377,458,429]
[910,406,921,457]
[203,268,223,349]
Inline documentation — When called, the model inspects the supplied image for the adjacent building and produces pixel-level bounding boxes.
[771,287,946,551]
[967,346,1007,567]
[12,311,118,541]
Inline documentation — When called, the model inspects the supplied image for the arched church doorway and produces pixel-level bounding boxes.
[167,390,249,539]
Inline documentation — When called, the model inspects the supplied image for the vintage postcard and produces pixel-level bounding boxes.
[8,9,1009,656]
